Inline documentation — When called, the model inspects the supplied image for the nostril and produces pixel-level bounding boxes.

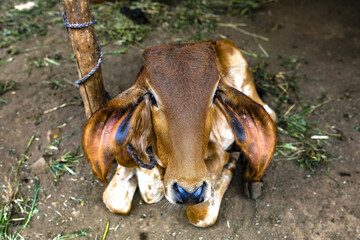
[172,183,189,204]
[191,181,206,202]
[175,183,190,199]
[172,182,207,205]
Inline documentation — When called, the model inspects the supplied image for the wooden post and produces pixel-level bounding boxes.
[63,0,107,119]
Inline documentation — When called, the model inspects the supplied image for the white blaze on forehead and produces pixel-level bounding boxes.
[103,165,137,214]
[136,167,164,204]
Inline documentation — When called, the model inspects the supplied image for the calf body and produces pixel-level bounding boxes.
[83,40,276,227]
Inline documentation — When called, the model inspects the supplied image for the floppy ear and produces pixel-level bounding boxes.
[215,81,276,181]
[82,85,147,183]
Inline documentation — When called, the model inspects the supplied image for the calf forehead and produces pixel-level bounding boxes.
[143,42,219,115]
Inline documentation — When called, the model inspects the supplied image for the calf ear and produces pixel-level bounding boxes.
[82,86,146,183]
[215,81,276,180]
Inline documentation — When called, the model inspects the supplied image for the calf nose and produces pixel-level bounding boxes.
[172,182,206,205]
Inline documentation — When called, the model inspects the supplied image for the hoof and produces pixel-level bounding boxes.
[245,181,263,200]
[103,165,137,214]
[187,201,218,227]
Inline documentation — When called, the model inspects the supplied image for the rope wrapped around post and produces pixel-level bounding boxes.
[62,12,103,85]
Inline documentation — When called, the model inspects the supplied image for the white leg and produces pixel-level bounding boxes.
[136,166,164,204]
[103,165,137,214]
[186,154,237,227]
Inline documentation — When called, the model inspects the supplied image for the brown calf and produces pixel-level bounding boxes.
[82,40,276,227]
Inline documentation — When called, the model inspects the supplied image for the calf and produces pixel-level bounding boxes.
[82,40,276,227]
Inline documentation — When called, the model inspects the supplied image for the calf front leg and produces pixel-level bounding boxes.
[136,166,164,204]
[102,165,137,214]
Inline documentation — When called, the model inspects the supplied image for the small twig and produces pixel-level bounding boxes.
[282,103,296,118]
[325,171,340,187]
[217,22,247,28]
[306,97,339,116]
[113,221,122,231]
[257,42,269,57]
[311,135,329,140]
[218,23,269,41]
[43,102,80,114]
[44,57,61,66]
[22,43,60,53]
[255,37,269,57]
[62,78,78,87]
[239,49,269,59]
[10,218,25,222]
[64,166,76,175]
[309,126,342,137]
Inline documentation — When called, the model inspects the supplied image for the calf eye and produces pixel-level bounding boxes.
[213,89,219,103]
[213,89,223,103]
[149,93,158,107]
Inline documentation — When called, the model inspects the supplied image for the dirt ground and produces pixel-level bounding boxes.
[1,0,359,239]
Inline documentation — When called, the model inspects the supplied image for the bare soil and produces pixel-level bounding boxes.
[1,0,359,239]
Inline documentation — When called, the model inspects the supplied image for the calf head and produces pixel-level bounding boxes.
[82,41,276,207]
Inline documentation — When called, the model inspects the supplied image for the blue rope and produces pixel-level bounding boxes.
[62,12,102,86]
[62,12,97,29]
[75,42,103,85]
[126,144,158,170]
